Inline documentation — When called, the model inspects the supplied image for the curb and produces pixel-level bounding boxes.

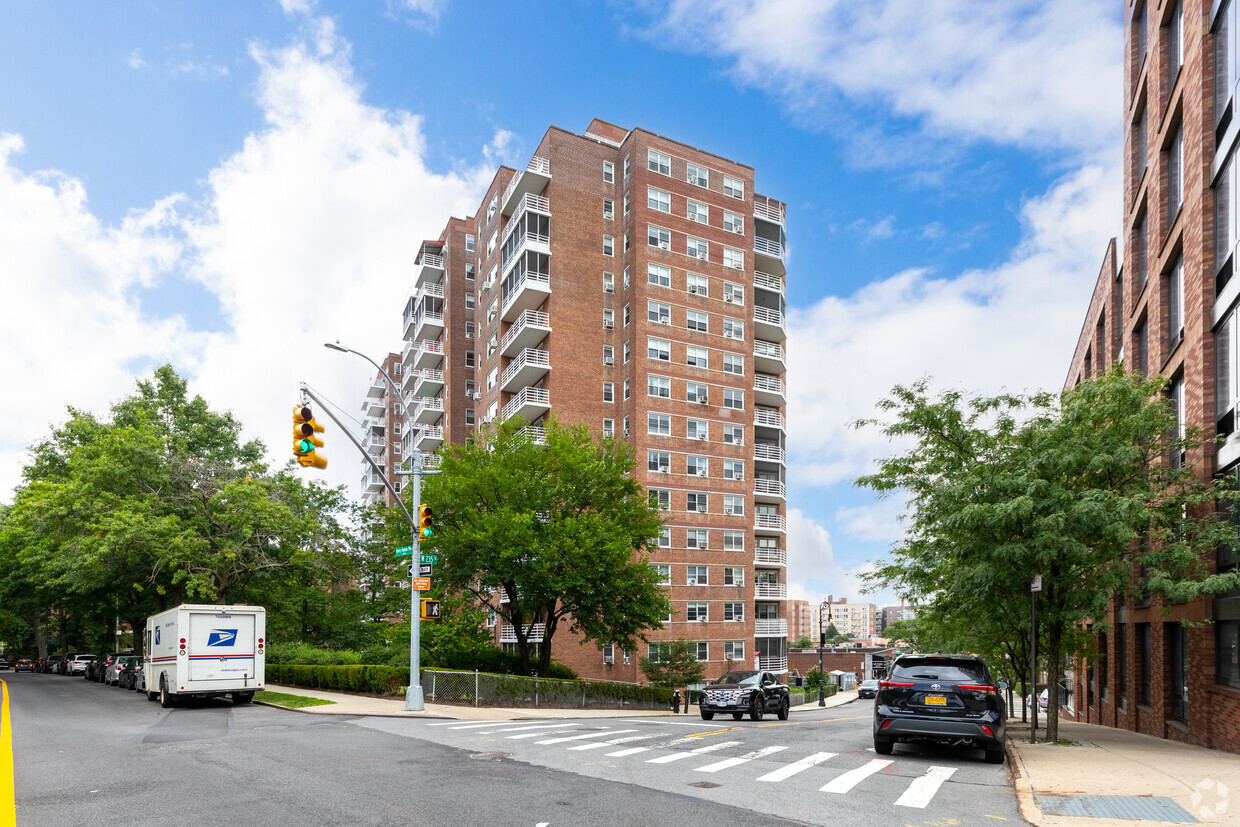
[252,699,455,719]
[1006,736,1045,826]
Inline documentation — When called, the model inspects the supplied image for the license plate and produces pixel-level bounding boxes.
[924,694,947,706]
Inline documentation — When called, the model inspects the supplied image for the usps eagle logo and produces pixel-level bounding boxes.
[207,629,238,647]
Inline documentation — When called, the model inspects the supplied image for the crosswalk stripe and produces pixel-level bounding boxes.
[442,722,503,730]
[568,734,660,751]
[820,758,892,793]
[646,740,742,764]
[476,724,574,734]
[695,745,787,773]
[536,729,636,745]
[756,751,837,782]
[507,729,579,740]
[605,746,652,757]
[894,765,956,808]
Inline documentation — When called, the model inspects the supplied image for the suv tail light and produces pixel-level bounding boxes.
[957,684,998,695]
[879,680,915,689]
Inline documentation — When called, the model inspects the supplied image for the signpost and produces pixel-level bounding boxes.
[395,545,414,559]
[1031,574,1041,743]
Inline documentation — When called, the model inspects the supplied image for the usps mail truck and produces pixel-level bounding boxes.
[144,604,265,707]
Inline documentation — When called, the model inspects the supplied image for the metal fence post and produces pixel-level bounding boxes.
[475,669,479,707]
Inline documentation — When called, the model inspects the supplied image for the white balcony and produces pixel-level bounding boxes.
[501,309,551,356]
[401,365,419,392]
[758,655,788,674]
[754,340,786,375]
[755,546,787,568]
[414,426,443,451]
[501,157,551,216]
[413,339,444,370]
[754,582,787,600]
[518,425,547,445]
[501,268,551,322]
[414,253,444,287]
[754,373,786,408]
[754,305,786,343]
[362,470,386,493]
[502,193,551,246]
[755,619,788,637]
[499,587,510,603]
[753,198,786,228]
[754,271,784,296]
[501,348,551,392]
[414,308,445,343]
[401,337,418,367]
[755,514,787,534]
[416,451,441,471]
[414,369,444,398]
[365,434,386,456]
[418,281,444,300]
[363,395,385,418]
[500,622,546,643]
[753,236,786,277]
[502,386,551,424]
[366,381,387,400]
[755,407,785,431]
[413,396,444,424]
[754,443,785,465]
[755,478,786,503]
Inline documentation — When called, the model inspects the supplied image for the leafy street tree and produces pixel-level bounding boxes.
[792,634,813,649]
[858,369,1240,741]
[640,639,707,689]
[419,418,671,676]
[823,622,850,644]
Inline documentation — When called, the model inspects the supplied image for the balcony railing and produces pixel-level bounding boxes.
[754,582,787,599]
[501,268,551,320]
[755,546,787,566]
[756,514,787,532]
[755,374,785,396]
[500,623,546,643]
[754,340,784,361]
[414,426,443,447]
[754,271,784,294]
[502,157,551,209]
[519,425,547,444]
[502,386,551,421]
[416,339,443,356]
[758,655,788,674]
[502,193,551,245]
[753,200,785,226]
[501,348,550,389]
[501,308,551,355]
[755,619,788,636]
[754,306,784,328]
[754,237,785,260]
[755,408,785,429]
[416,253,444,270]
[754,443,785,463]
[415,368,444,388]
[418,282,444,300]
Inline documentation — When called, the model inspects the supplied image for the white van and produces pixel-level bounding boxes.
[144,604,266,707]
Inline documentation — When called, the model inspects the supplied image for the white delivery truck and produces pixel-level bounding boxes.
[144,604,266,708]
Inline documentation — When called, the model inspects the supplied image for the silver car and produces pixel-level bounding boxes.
[104,655,135,686]
[67,653,97,676]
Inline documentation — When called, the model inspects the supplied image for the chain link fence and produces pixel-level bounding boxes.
[420,669,671,710]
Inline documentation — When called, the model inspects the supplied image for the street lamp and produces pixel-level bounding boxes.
[818,599,831,707]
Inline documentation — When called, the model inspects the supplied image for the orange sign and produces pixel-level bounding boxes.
[411,577,431,590]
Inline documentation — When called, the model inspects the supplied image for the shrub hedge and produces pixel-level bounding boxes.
[266,664,409,695]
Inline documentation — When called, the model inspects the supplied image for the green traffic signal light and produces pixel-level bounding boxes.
[418,504,433,539]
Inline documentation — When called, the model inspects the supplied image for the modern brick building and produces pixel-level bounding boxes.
[1064,0,1240,752]
[878,605,917,635]
[787,599,814,643]
[380,118,790,683]
[358,352,403,508]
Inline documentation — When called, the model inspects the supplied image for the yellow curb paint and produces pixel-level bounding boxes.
[1,680,14,827]
[982,816,1008,820]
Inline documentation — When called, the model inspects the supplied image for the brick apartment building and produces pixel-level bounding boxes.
[878,605,916,635]
[1064,0,1240,752]
[373,118,790,684]
[358,352,403,509]
[824,596,877,640]
[787,599,814,643]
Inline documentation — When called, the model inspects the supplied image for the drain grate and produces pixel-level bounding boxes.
[1037,795,1198,823]
[690,781,722,789]
[469,751,510,760]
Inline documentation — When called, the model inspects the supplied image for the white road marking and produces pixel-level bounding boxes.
[536,729,636,745]
[756,751,837,782]
[475,724,575,734]
[568,734,660,751]
[507,729,579,740]
[646,740,742,764]
[820,758,893,793]
[429,721,497,729]
[606,746,653,757]
[628,719,722,727]
[894,765,957,808]
[695,745,787,773]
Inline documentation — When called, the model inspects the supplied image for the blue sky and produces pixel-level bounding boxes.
[0,0,1123,607]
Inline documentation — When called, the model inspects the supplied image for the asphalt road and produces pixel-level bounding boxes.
[5,672,1024,826]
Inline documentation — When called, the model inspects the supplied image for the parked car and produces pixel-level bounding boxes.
[121,658,144,691]
[873,653,1007,764]
[43,655,61,674]
[0,658,10,671]
[56,653,79,675]
[858,679,880,699]
[14,659,34,672]
[105,656,136,687]
[96,653,127,683]
[80,656,100,680]
[67,653,96,676]
[698,670,790,721]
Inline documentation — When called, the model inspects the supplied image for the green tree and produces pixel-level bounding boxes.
[792,634,813,649]
[419,418,671,676]
[640,639,707,689]
[857,370,1240,741]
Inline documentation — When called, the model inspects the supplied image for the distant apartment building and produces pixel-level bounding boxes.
[878,605,917,634]
[358,352,403,508]
[824,597,877,639]
[787,599,813,643]
[373,118,791,683]
[1063,0,1240,753]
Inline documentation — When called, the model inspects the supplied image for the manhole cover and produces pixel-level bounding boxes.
[690,782,721,789]
[469,752,510,760]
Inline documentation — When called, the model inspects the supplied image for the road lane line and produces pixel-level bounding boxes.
[756,751,837,782]
[646,740,741,764]
[894,765,956,808]
[695,745,787,773]
[820,758,893,793]
[1,680,13,827]
[568,734,659,751]
[536,729,635,745]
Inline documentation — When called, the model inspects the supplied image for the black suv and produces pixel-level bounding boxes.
[874,654,1006,764]
[699,670,790,721]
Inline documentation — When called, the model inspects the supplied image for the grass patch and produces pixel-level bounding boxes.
[253,690,336,709]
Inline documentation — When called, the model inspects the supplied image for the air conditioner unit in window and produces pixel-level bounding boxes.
[696,252,707,260]
[603,654,614,664]
[697,398,708,404]
[696,433,707,440]
[724,508,733,515]
[603,320,614,329]
[482,416,494,425]
[724,295,734,302]
[695,469,706,476]
[603,356,614,365]
[687,578,699,586]
[688,286,699,294]
[623,428,630,436]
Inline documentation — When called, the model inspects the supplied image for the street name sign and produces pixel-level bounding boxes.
[419,553,438,565]
[395,545,414,558]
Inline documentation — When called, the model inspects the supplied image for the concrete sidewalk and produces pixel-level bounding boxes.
[1007,717,1240,826]
[258,684,856,721]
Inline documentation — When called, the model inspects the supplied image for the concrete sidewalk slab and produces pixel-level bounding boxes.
[1007,717,1240,826]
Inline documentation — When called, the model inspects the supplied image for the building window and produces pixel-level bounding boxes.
[1170,374,1186,468]
[648,413,670,435]
[603,271,614,293]
[686,382,708,404]
[724,640,744,661]
[465,291,474,310]
[392,441,401,455]
[723,602,744,622]
[724,319,744,340]
[1167,0,1183,90]
[623,378,630,400]
[688,200,708,224]
[648,376,670,398]
[724,282,744,304]
[486,366,497,391]
[465,321,474,339]
[649,489,670,511]
[1138,623,1152,706]
[465,351,475,369]
[723,424,743,445]
[723,389,744,410]
[648,300,671,325]
[648,187,671,213]
[623,267,630,289]
[624,154,630,179]
[623,193,630,217]
[647,450,670,473]
[723,495,743,515]
[394,402,403,415]
[723,210,744,235]
[603,418,614,438]
[648,225,671,250]
[1216,153,1234,293]
[686,418,707,441]
[465,263,475,281]
[603,235,614,257]
[623,341,631,363]
[465,234,475,252]
[687,273,708,296]
[465,408,475,426]
[1167,127,1183,222]
[486,610,497,628]
[686,530,708,549]
[487,230,497,258]
[648,337,671,361]
[624,304,631,326]
[603,344,614,366]
[603,309,614,329]
[464,379,475,397]
[648,149,671,175]
[603,381,614,403]
[723,566,744,586]
[685,602,708,622]
[1168,622,1188,722]
[487,298,498,323]
[723,530,744,551]
[652,563,671,585]
[687,565,708,585]
[687,237,708,261]
[1167,257,1183,347]
[723,354,743,375]
[1136,317,1149,375]
[686,492,708,513]
[486,332,498,358]
[723,460,744,480]
[603,199,614,220]
[686,455,708,477]
[648,263,671,287]
[686,163,709,187]
[723,247,744,270]
[603,161,614,183]
[1117,621,1128,709]
[623,415,630,436]
[655,526,671,548]
[624,232,630,252]
[393,422,402,436]
[686,310,708,333]
[723,175,745,199]
[686,346,708,368]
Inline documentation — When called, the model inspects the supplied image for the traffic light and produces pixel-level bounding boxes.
[293,404,327,469]
[417,503,433,540]
[420,599,441,621]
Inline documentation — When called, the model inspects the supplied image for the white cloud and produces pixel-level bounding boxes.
[279,0,315,15]
[787,508,899,606]
[834,497,907,544]
[388,0,447,31]
[127,49,148,69]
[849,214,897,242]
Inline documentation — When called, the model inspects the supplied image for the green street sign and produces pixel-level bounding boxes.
[395,545,414,558]
[419,553,438,565]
